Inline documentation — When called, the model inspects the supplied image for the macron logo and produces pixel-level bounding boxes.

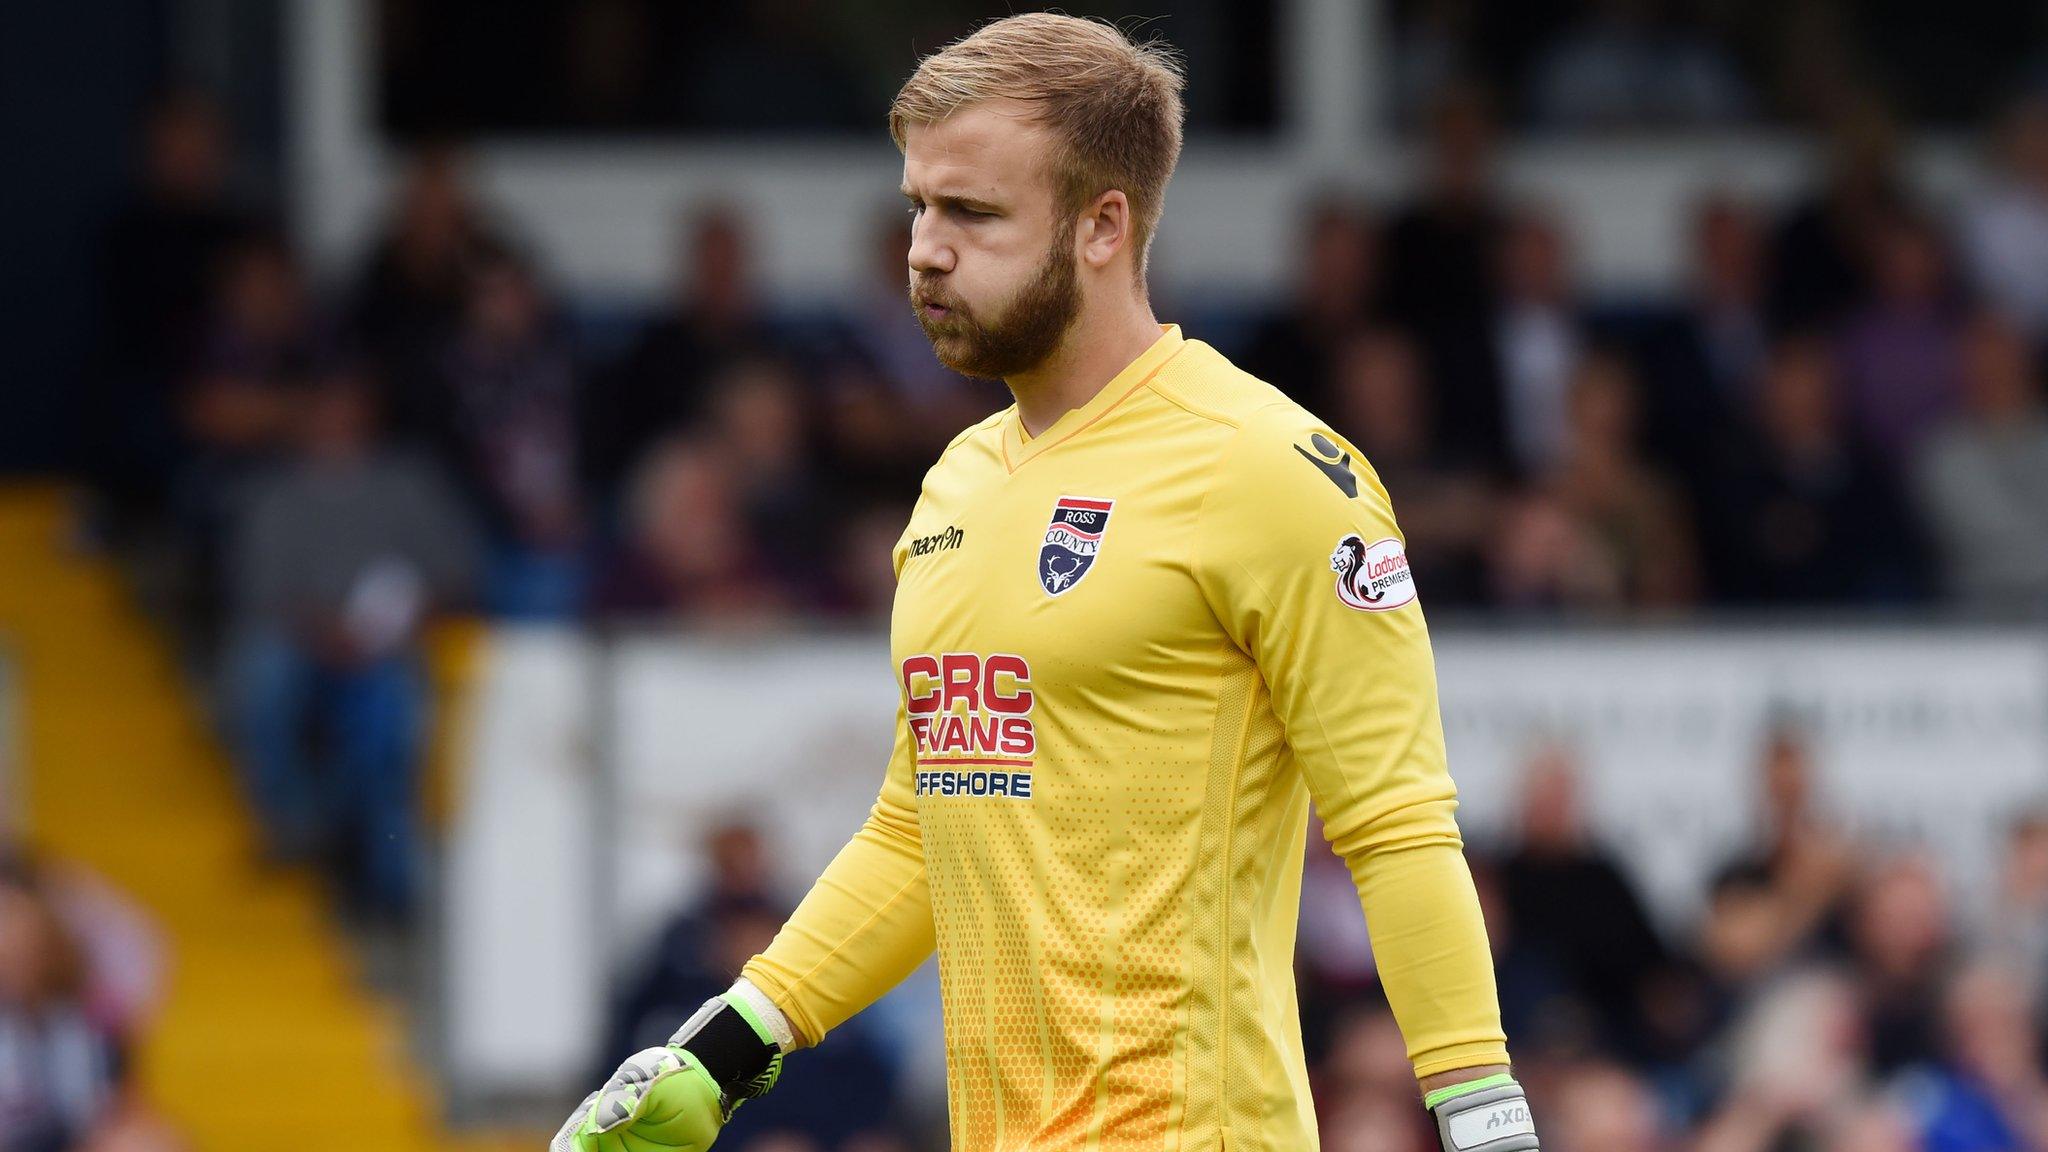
[907,525,965,559]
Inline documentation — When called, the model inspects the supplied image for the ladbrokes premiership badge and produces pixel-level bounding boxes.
[1040,496,1113,596]
[1330,534,1418,611]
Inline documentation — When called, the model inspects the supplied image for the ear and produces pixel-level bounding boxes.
[1076,190,1132,271]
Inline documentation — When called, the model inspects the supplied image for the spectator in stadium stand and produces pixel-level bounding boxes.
[1912,311,2048,612]
[1765,100,1912,334]
[1327,327,1495,606]
[1383,86,1511,469]
[1238,195,1383,418]
[1690,863,1802,1035]
[1818,1106,1926,1152]
[586,205,773,509]
[419,241,587,618]
[590,436,789,622]
[594,827,904,1151]
[1466,860,1581,1063]
[172,229,325,650]
[1836,210,1966,462]
[809,362,925,516]
[1901,957,2048,1151]
[1638,193,1770,502]
[1495,747,1673,1054]
[1542,1060,1673,1152]
[1959,95,2048,342]
[1847,854,1955,1074]
[829,501,917,622]
[1516,351,1698,608]
[181,231,318,468]
[1691,968,1880,1152]
[347,146,501,422]
[1492,207,1590,477]
[0,850,164,1048]
[92,87,252,541]
[1712,726,1855,956]
[596,889,790,1074]
[1489,487,1627,609]
[705,358,848,614]
[224,364,479,919]
[1703,335,1928,604]
[1985,811,2048,981]
[0,862,181,1152]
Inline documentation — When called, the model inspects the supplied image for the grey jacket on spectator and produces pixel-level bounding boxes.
[233,450,480,633]
[1913,415,2048,611]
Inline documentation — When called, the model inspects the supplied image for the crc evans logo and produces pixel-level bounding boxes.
[901,652,1035,799]
[1330,534,1417,611]
[1040,496,1113,596]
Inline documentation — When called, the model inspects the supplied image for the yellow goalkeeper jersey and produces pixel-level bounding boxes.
[742,324,1509,1152]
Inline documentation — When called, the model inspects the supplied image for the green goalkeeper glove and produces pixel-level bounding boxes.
[1426,1073,1539,1152]
[551,991,784,1152]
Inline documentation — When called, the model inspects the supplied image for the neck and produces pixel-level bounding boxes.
[1008,291,1161,438]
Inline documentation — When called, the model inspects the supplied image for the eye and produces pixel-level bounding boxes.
[905,200,924,219]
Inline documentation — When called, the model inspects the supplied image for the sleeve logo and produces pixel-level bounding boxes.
[1330,534,1417,611]
[1293,432,1360,498]
[1040,496,1113,596]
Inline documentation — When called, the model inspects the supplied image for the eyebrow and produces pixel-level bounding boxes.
[899,185,1003,213]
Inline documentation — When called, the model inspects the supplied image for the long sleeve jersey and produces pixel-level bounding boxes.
[742,324,1509,1151]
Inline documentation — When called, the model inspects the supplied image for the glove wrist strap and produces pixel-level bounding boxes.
[667,995,783,1105]
[725,977,796,1051]
[1429,1074,1539,1151]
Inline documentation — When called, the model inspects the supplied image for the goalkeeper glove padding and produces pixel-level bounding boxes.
[551,990,784,1152]
[1427,1073,1539,1152]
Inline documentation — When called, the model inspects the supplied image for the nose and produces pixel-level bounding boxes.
[908,215,954,277]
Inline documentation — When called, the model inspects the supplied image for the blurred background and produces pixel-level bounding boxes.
[6,1,2048,1150]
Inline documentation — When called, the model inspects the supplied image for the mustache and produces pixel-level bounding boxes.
[910,278,968,313]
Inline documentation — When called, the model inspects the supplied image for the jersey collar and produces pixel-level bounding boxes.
[1003,324,1185,472]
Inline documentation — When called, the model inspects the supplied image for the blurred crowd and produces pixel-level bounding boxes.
[1245,88,2048,616]
[0,852,179,1152]
[1294,727,2048,1152]
[603,724,2048,1152]
[86,89,1008,926]
[90,87,2048,675]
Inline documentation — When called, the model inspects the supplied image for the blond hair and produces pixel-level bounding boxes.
[891,13,1186,279]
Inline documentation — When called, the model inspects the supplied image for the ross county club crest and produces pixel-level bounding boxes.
[1040,496,1114,596]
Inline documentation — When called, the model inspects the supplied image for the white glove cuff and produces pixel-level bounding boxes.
[727,976,797,1053]
[1432,1077,1539,1151]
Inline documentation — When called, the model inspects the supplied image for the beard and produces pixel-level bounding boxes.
[909,231,1082,380]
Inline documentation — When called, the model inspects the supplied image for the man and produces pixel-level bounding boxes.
[558,13,1534,1151]
[227,364,478,917]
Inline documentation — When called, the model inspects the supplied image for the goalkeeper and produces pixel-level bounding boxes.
[558,12,1537,1152]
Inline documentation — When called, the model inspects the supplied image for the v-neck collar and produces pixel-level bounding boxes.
[1001,324,1185,472]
